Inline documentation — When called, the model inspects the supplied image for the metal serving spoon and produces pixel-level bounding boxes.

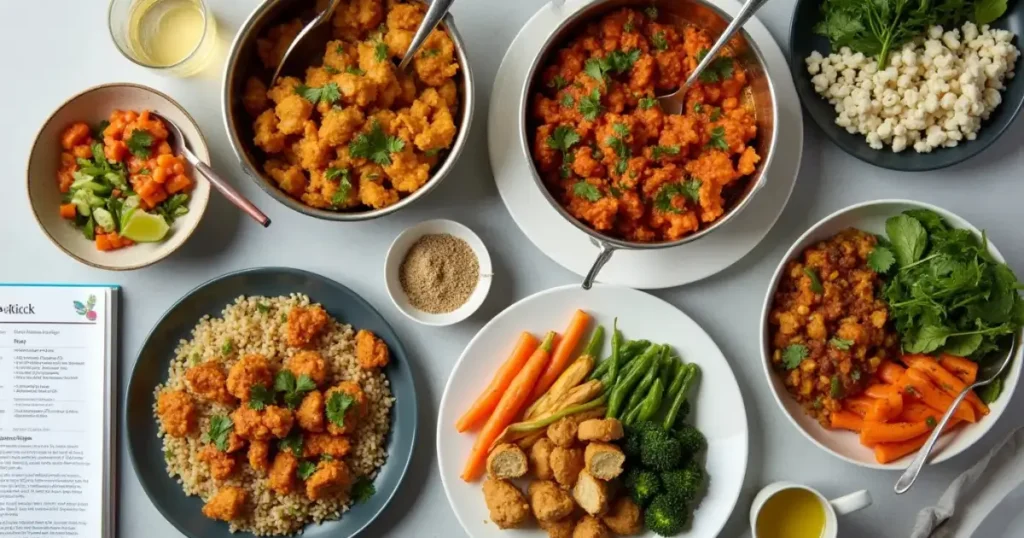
[894,342,1016,494]
[270,0,344,87]
[656,0,771,115]
[397,0,456,71]
[153,113,271,227]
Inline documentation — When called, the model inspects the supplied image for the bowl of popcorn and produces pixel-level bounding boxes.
[789,0,1023,171]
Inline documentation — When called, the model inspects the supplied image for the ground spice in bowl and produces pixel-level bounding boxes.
[399,233,480,314]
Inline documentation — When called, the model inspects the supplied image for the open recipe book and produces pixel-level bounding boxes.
[0,284,119,538]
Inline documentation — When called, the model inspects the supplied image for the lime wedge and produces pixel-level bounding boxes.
[120,210,169,242]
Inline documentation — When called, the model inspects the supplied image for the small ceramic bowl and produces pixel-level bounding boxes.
[384,219,492,326]
[27,83,211,270]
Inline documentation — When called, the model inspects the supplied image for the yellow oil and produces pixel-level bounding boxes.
[756,488,826,538]
[127,0,215,75]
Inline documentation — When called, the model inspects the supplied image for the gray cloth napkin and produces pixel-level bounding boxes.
[911,426,1024,538]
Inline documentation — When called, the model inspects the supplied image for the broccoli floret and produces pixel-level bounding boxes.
[625,468,661,506]
[661,463,707,506]
[640,428,683,470]
[675,424,707,457]
[645,493,690,536]
[623,426,644,458]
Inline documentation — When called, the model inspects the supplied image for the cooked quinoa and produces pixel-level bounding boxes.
[153,294,394,535]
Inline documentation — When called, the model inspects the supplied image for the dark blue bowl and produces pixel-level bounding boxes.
[125,267,417,538]
[789,1,1024,171]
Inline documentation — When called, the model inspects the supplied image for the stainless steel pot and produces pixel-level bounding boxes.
[519,0,778,288]
[222,0,474,221]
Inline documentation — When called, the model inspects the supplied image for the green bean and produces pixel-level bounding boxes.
[620,340,651,360]
[623,400,643,426]
[599,321,621,386]
[637,378,665,422]
[607,345,660,418]
[625,347,665,412]
[665,359,689,402]
[583,325,605,358]
[663,364,701,431]
[659,354,678,392]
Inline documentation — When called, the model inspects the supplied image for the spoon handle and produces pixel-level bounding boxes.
[183,150,272,228]
[398,0,456,71]
[682,0,771,92]
[893,385,972,494]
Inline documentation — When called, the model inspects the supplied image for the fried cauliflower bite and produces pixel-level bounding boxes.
[540,518,577,538]
[319,106,365,147]
[357,178,399,209]
[482,478,530,529]
[547,417,578,448]
[268,451,298,495]
[247,439,270,474]
[305,65,333,88]
[407,88,457,152]
[528,480,575,522]
[231,406,271,441]
[253,110,288,154]
[576,419,624,442]
[601,497,642,535]
[296,390,326,432]
[331,0,383,40]
[572,515,609,538]
[304,167,356,210]
[225,432,247,454]
[226,354,273,402]
[385,147,430,193]
[413,29,459,87]
[325,381,367,435]
[263,405,295,438]
[305,459,352,501]
[738,146,760,176]
[201,486,247,522]
[550,446,585,488]
[267,76,302,104]
[185,362,235,405]
[529,438,555,480]
[335,72,379,108]
[257,19,303,69]
[287,350,328,386]
[264,159,308,198]
[275,95,314,135]
[302,432,352,459]
[198,444,238,480]
[383,2,423,57]
[323,40,357,70]
[287,305,330,348]
[355,329,390,369]
[292,120,331,172]
[156,390,197,437]
[242,77,269,117]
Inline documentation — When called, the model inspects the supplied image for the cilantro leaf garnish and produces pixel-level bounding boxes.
[706,125,728,150]
[654,179,700,213]
[546,125,581,153]
[696,49,735,83]
[326,391,356,429]
[278,431,303,456]
[274,370,316,410]
[324,65,340,75]
[548,75,568,90]
[803,267,824,294]
[651,31,668,51]
[350,477,376,503]
[561,93,574,107]
[345,66,366,75]
[573,181,602,202]
[830,375,844,398]
[710,107,722,121]
[422,48,440,58]
[374,41,389,62]
[578,88,603,121]
[650,145,680,160]
[248,384,274,410]
[782,344,808,370]
[349,120,405,165]
[326,167,353,206]
[830,337,854,350]
[296,82,342,105]
[681,179,701,202]
[867,246,896,273]
[584,58,606,82]
[613,123,629,137]
[645,6,658,19]
[126,130,154,159]
[206,415,233,452]
[297,461,318,480]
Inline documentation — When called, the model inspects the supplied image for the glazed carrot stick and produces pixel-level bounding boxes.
[455,332,540,432]
[830,410,864,432]
[940,354,979,385]
[859,420,930,446]
[878,361,907,385]
[902,369,976,423]
[904,354,988,416]
[461,332,556,482]
[530,310,591,401]
[873,419,962,464]
[864,383,897,399]
[899,401,941,423]
[843,396,874,418]
[865,390,903,422]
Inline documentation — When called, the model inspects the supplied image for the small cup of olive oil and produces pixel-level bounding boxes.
[750,482,872,538]
[108,0,217,77]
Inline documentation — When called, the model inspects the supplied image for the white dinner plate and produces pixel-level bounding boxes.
[437,284,749,537]
[488,0,804,289]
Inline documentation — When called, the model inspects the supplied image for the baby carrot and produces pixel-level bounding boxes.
[898,401,941,423]
[877,360,907,385]
[455,331,539,432]
[842,396,874,418]
[530,310,591,401]
[461,332,555,482]
[903,354,988,417]
[873,419,962,464]
[902,369,976,423]
[859,420,930,446]
[939,354,978,385]
[830,410,864,432]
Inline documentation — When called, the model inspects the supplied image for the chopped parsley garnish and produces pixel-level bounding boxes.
[830,337,854,350]
[560,93,575,108]
[335,44,344,54]
[546,125,581,153]
[323,65,340,75]
[221,338,233,355]
[650,145,680,160]
[867,246,895,273]
[604,129,631,176]
[584,49,641,83]
[349,120,405,165]
[296,82,341,105]
[645,6,658,19]
[126,130,154,159]
[624,19,635,32]
[345,66,366,75]
[278,431,303,456]
[706,126,728,150]
[578,88,603,121]
[680,179,701,202]
[782,344,808,370]
[638,96,658,109]
[830,375,844,398]
[926,416,938,428]
[206,415,233,452]
[138,167,151,175]
[274,371,317,409]
[326,391,356,429]
[548,75,568,90]
[256,303,270,314]
[350,477,376,503]
[696,49,735,83]
[422,48,441,58]
[573,181,603,202]
[326,167,352,206]
[613,123,629,137]
[424,148,441,157]
[297,461,318,480]
[710,107,722,121]
[693,102,703,113]
[374,41,389,62]
[651,31,669,51]
[803,267,824,294]
[248,384,274,410]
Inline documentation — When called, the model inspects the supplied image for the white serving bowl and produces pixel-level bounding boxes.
[27,83,211,271]
[384,219,492,326]
[759,199,1023,469]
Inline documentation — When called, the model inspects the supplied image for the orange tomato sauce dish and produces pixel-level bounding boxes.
[528,7,761,243]
[243,0,461,212]
[57,109,194,251]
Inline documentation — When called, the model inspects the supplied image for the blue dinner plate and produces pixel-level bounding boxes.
[125,267,417,538]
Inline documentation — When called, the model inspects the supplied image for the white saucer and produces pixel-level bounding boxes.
[487,0,804,289]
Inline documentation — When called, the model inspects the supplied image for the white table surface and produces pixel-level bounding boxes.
[2,0,1022,537]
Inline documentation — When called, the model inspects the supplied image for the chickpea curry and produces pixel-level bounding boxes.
[528,7,761,243]
[767,229,901,426]
[244,0,461,212]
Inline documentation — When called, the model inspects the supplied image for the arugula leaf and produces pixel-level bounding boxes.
[803,267,824,294]
[782,344,808,370]
[638,96,658,109]
[651,31,668,51]
[944,333,983,357]
[706,126,728,150]
[207,415,233,452]
[651,145,680,160]
[350,477,376,503]
[248,384,274,410]
[295,82,342,105]
[867,246,895,273]
[696,49,734,83]
[578,88,603,121]
[904,325,951,354]
[886,214,928,266]
[349,120,405,165]
[829,337,854,350]
[573,181,602,202]
[126,130,155,159]
[278,431,303,456]
[326,391,356,429]
[297,461,318,480]
[548,75,568,90]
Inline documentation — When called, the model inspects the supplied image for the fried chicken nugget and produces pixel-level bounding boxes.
[202,486,246,522]
[601,497,642,535]
[325,381,367,435]
[185,362,235,405]
[305,459,352,500]
[248,439,270,474]
[547,417,578,448]
[540,517,576,538]
[576,419,624,442]
[156,390,197,437]
[226,354,273,402]
[263,405,295,438]
[287,350,328,386]
[355,329,389,369]
[242,77,269,117]
[303,432,352,459]
[550,446,584,488]
[482,478,530,529]
[268,451,298,495]
[231,406,270,441]
[572,515,609,538]
[296,390,326,432]
[528,480,575,522]
[287,305,330,348]
[530,438,555,480]
[198,444,238,481]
